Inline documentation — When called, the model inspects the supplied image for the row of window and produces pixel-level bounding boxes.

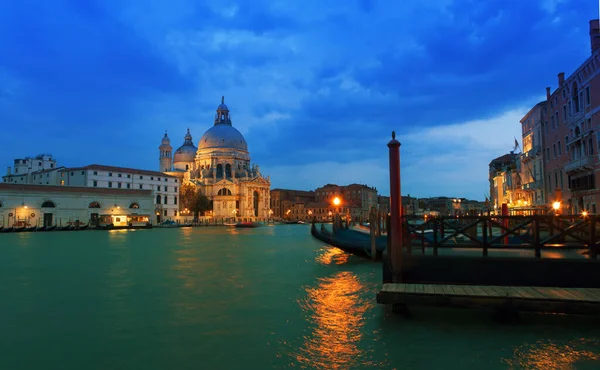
[155,195,177,205]
[93,181,177,192]
[102,172,175,182]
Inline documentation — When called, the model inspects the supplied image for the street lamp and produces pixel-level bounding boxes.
[552,201,561,215]
[308,209,313,222]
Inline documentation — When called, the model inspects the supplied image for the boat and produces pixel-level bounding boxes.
[2,227,13,233]
[235,222,259,228]
[58,225,74,231]
[310,223,387,260]
[224,222,237,226]
[284,220,300,224]
[75,224,89,231]
[25,226,37,232]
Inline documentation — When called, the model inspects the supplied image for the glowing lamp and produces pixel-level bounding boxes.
[552,201,561,211]
[333,197,341,206]
[582,211,588,217]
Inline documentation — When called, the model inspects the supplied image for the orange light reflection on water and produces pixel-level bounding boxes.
[295,270,376,369]
[503,339,600,369]
[315,247,349,265]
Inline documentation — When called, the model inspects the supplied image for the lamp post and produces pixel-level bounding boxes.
[308,209,313,223]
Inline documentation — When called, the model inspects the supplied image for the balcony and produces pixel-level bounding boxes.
[564,156,595,174]
[521,180,543,191]
[521,145,541,162]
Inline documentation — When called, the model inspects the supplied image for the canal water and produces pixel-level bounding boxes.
[1,225,599,370]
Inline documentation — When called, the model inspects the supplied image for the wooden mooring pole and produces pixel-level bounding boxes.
[388,131,402,282]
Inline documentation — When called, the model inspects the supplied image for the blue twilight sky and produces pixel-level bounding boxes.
[1,0,598,200]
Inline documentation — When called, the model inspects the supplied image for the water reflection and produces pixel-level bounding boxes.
[296,271,376,369]
[503,338,600,369]
[315,247,349,265]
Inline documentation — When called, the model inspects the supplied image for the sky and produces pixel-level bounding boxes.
[1,0,598,200]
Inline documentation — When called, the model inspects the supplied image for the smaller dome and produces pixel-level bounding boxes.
[174,128,198,163]
[161,131,170,145]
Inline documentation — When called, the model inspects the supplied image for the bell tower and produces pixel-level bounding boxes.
[214,96,232,126]
[159,131,173,172]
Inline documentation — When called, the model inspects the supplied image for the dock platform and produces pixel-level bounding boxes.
[377,283,600,315]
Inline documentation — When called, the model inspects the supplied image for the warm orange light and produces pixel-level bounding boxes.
[582,211,588,217]
[333,197,341,206]
[552,201,561,211]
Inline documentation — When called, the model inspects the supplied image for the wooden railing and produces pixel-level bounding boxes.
[403,215,599,258]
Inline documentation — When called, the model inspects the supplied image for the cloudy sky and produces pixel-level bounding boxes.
[1,0,598,200]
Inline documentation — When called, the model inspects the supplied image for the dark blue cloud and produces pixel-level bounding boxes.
[0,0,598,199]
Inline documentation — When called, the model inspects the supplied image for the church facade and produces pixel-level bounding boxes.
[159,97,271,220]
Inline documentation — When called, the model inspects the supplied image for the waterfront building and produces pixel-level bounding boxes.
[549,20,600,214]
[160,97,271,220]
[314,183,378,221]
[489,152,519,211]
[377,196,390,215]
[3,158,179,224]
[0,183,153,228]
[270,189,315,219]
[56,165,178,223]
[519,102,547,209]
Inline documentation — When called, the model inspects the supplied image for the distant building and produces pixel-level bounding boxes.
[0,183,154,228]
[489,152,519,211]
[315,183,377,221]
[270,189,315,219]
[3,157,179,224]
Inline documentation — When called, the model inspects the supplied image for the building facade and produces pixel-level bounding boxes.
[160,97,271,220]
[0,183,154,228]
[270,189,315,219]
[519,102,547,208]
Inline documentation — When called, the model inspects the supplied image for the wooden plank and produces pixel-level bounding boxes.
[461,285,478,296]
[449,285,467,296]
[442,285,455,295]
[510,287,538,299]
[518,286,546,299]
[569,288,600,301]
[414,284,425,294]
[424,284,435,294]
[394,284,406,293]
[433,284,444,295]
[469,286,488,296]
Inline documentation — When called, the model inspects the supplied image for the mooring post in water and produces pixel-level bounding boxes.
[370,207,377,261]
[388,131,402,282]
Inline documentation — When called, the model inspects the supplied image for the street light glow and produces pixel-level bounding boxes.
[552,201,561,211]
[333,197,340,206]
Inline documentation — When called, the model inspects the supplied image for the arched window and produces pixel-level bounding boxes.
[41,200,56,208]
[156,195,161,204]
[225,164,232,178]
[89,201,101,208]
[216,164,223,178]
[129,202,140,209]
[217,188,232,196]
[186,165,189,170]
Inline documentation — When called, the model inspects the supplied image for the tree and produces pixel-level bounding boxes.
[179,183,197,212]
[192,193,211,218]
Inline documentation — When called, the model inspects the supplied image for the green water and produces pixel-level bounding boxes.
[1,225,599,370]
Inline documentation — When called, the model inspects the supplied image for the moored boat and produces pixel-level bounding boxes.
[235,222,259,228]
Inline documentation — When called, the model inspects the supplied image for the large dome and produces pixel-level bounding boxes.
[198,124,248,151]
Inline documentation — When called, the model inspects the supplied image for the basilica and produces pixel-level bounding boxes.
[158,97,271,219]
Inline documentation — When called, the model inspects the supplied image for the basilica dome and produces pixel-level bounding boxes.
[198,97,248,152]
[198,124,248,151]
[174,128,197,163]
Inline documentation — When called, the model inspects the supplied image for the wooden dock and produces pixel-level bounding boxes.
[377,283,600,315]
